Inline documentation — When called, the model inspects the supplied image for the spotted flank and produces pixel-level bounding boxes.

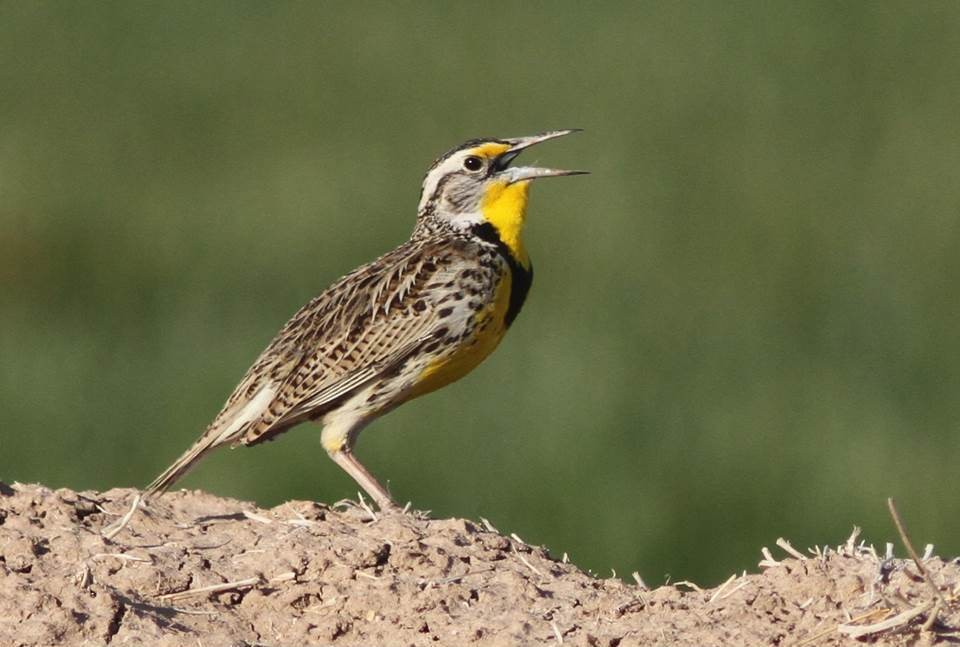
[145,130,585,509]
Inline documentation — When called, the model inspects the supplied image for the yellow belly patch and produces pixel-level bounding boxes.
[406,271,512,401]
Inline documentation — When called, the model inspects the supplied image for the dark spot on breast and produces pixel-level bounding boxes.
[413,300,427,312]
[438,307,453,318]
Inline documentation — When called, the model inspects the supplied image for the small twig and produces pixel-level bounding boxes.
[283,510,317,527]
[514,548,544,578]
[614,598,646,616]
[759,547,780,568]
[356,492,377,522]
[887,498,945,606]
[550,620,563,644]
[158,576,263,602]
[794,608,891,647]
[922,599,944,632]
[776,538,807,561]
[718,580,749,601]
[90,552,152,563]
[434,567,494,585]
[164,606,218,616]
[232,549,265,562]
[708,573,737,604]
[673,580,703,592]
[355,570,380,581]
[479,517,500,533]
[156,571,295,602]
[101,494,142,540]
[241,510,272,524]
[838,601,931,638]
[631,571,647,589]
[843,526,862,554]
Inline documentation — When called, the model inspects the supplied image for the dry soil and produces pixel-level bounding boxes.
[1,482,957,646]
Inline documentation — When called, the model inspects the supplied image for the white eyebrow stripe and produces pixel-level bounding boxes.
[418,153,468,213]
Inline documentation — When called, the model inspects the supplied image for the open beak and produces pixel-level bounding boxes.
[495,129,588,184]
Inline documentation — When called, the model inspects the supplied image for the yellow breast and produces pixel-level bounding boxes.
[481,179,531,267]
[405,271,513,400]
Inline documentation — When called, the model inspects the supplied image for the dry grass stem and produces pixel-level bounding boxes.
[776,538,807,561]
[842,526,862,554]
[91,552,152,563]
[922,599,943,632]
[708,574,737,604]
[510,533,528,546]
[793,608,891,646]
[241,510,273,524]
[550,620,563,644]
[101,494,142,540]
[355,571,380,581]
[887,498,945,607]
[514,548,544,578]
[356,493,377,521]
[759,547,780,568]
[156,571,296,602]
[479,517,499,533]
[631,571,647,589]
[837,602,931,638]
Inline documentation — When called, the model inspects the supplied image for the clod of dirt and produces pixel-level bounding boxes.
[0,482,957,646]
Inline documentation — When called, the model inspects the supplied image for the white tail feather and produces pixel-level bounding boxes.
[144,386,276,496]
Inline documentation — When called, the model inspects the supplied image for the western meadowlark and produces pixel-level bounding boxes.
[145,130,585,509]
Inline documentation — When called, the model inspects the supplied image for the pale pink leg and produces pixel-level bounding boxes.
[329,448,396,511]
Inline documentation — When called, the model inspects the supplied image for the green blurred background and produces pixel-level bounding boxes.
[2,3,959,585]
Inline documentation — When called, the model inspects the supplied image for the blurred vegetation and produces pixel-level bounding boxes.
[2,3,960,584]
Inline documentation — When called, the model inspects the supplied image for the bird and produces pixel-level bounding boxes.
[145,130,585,509]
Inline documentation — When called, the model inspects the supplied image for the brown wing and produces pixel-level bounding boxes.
[221,236,470,446]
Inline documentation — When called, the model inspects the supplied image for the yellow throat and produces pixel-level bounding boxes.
[481,179,531,267]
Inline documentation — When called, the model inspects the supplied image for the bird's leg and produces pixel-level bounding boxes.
[328,448,396,511]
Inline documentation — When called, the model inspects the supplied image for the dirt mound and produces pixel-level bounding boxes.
[1,482,957,646]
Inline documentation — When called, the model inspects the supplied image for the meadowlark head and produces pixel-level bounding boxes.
[415,130,585,259]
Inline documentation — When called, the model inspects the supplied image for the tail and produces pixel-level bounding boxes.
[144,435,222,498]
[145,383,280,497]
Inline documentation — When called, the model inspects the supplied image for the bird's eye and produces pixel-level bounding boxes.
[462,156,484,172]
